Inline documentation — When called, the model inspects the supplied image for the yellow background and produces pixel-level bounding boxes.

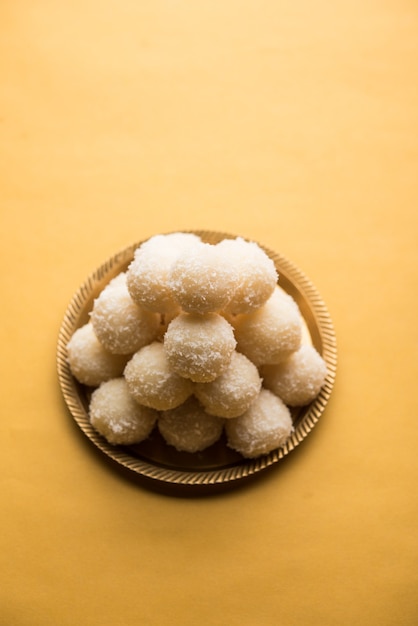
[1,1,417,625]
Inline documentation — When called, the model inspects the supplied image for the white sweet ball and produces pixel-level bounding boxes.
[261,344,327,406]
[126,233,202,316]
[168,242,239,314]
[158,397,224,453]
[218,237,278,315]
[163,312,236,382]
[89,378,158,445]
[67,323,129,386]
[124,341,193,410]
[225,389,293,458]
[90,273,160,354]
[194,351,262,418]
[232,287,302,365]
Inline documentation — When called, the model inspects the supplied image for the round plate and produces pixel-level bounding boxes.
[57,231,337,495]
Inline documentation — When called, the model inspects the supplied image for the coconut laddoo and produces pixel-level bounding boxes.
[158,397,224,453]
[126,232,202,316]
[194,351,262,418]
[90,272,160,354]
[168,242,239,314]
[89,378,158,445]
[217,237,278,315]
[225,389,293,458]
[261,344,327,406]
[66,323,130,387]
[232,287,302,366]
[124,341,193,411]
[164,312,236,382]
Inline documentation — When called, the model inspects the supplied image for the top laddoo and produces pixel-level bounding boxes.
[126,232,202,316]
[217,237,278,315]
[168,241,239,314]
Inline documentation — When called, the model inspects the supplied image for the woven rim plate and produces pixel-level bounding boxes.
[57,231,337,494]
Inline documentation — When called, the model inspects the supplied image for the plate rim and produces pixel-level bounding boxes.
[57,230,337,491]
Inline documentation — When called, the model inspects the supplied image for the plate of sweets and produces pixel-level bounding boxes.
[57,231,337,494]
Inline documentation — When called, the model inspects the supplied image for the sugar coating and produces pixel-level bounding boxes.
[164,312,236,382]
[90,272,160,354]
[233,287,302,366]
[141,232,202,253]
[225,389,293,458]
[66,323,130,386]
[218,238,278,315]
[194,351,262,418]
[126,233,202,316]
[124,341,193,410]
[89,378,158,445]
[168,242,239,314]
[261,344,327,406]
[158,397,224,453]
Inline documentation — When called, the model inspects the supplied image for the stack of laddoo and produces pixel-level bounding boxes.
[66,233,327,458]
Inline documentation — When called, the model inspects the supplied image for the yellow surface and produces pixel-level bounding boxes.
[1,1,417,625]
